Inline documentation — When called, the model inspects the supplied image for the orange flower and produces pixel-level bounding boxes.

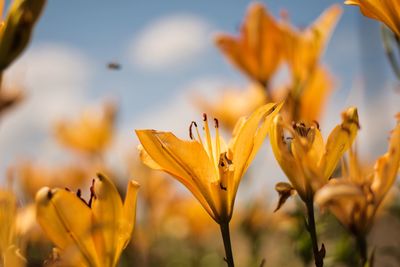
[270,107,359,202]
[282,5,342,81]
[36,174,139,267]
[345,0,400,37]
[136,103,282,224]
[215,3,284,87]
[54,102,116,155]
[316,117,400,234]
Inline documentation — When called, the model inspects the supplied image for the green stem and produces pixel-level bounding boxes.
[306,200,324,267]
[220,222,235,267]
[356,234,367,267]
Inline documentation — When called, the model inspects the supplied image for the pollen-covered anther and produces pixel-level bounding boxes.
[214,118,219,128]
[189,121,197,140]
[203,113,207,122]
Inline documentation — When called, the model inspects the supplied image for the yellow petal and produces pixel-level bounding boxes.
[138,144,163,170]
[284,5,342,81]
[3,245,26,267]
[117,180,140,257]
[215,3,283,84]
[91,173,123,266]
[135,130,218,220]
[320,107,359,180]
[315,179,365,228]
[230,102,282,182]
[269,114,306,198]
[299,67,334,122]
[345,0,400,37]
[228,102,282,208]
[35,187,99,267]
[0,190,16,256]
[0,0,4,19]
[371,119,400,204]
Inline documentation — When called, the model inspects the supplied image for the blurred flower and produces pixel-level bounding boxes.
[0,0,46,71]
[281,67,334,122]
[15,161,88,200]
[54,101,116,155]
[164,196,215,239]
[0,85,23,116]
[136,102,282,224]
[270,107,359,205]
[345,0,400,37]
[316,117,400,235]
[0,189,26,267]
[193,83,267,130]
[36,173,139,267]
[282,4,342,82]
[215,3,284,87]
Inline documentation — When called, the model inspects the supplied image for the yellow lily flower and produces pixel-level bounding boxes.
[0,0,46,71]
[36,174,139,267]
[316,118,400,235]
[215,3,284,87]
[54,102,116,155]
[0,189,26,267]
[282,5,342,82]
[193,83,267,130]
[136,102,282,224]
[345,0,400,37]
[270,107,359,203]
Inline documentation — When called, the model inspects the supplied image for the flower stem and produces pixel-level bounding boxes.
[306,200,324,267]
[356,234,367,267]
[220,222,235,267]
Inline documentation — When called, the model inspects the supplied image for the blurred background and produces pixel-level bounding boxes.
[1,1,400,266]
[1,0,399,177]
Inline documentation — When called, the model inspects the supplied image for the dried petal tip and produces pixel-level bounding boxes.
[274,182,295,212]
[342,107,360,129]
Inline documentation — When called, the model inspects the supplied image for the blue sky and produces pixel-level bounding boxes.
[1,0,399,182]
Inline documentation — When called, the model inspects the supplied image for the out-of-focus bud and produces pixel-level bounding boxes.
[0,0,46,71]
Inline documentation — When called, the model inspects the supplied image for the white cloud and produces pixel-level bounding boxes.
[0,43,93,172]
[129,14,211,70]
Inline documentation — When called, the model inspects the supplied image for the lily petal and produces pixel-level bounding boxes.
[135,130,218,220]
[118,180,140,255]
[270,114,305,197]
[230,102,282,182]
[320,107,359,180]
[371,120,400,204]
[91,174,123,266]
[35,187,99,267]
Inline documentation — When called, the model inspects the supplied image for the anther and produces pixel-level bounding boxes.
[203,113,207,121]
[214,118,219,128]
[312,120,320,130]
[88,179,96,207]
[47,189,53,200]
[189,121,197,140]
